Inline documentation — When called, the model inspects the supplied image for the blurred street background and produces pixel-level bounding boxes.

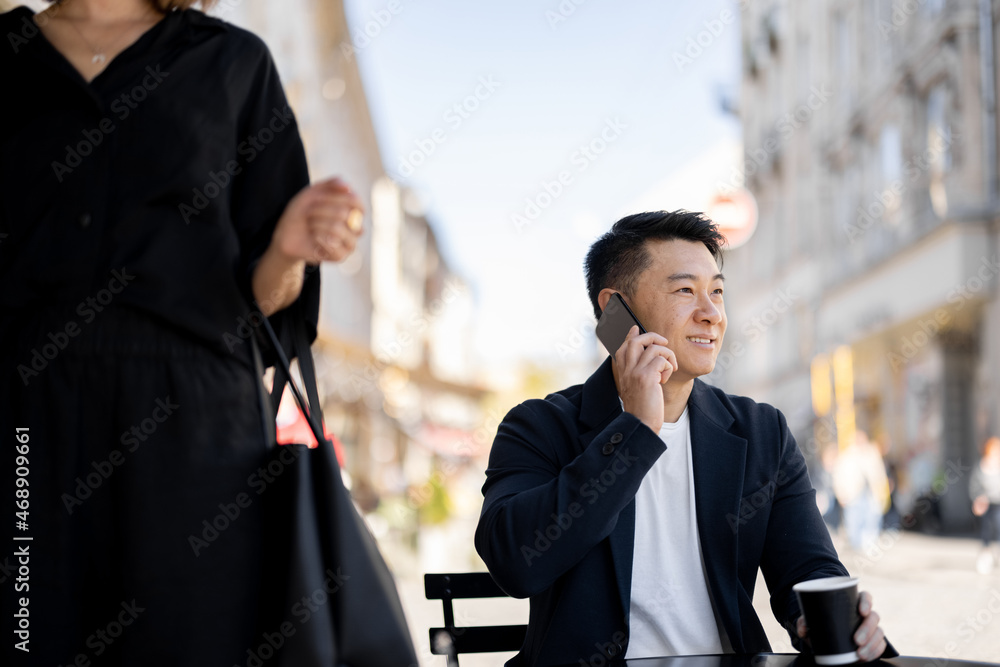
[10,0,999,662]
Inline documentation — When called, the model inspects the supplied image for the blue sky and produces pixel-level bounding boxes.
[344,0,742,372]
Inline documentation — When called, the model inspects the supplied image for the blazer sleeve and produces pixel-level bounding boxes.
[475,400,665,599]
[759,409,898,659]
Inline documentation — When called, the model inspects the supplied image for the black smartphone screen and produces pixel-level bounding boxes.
[595,293,647,354]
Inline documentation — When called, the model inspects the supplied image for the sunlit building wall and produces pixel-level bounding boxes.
[718,0,999,531]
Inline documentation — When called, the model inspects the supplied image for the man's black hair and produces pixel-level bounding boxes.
[584,210,726,319]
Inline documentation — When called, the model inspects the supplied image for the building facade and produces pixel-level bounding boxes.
[718,0,1000,530]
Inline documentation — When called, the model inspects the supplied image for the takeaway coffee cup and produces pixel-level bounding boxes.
[793,576,862,665]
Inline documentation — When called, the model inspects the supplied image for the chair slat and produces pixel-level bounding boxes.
[424,572,508,599]
[429,625,528,655]
[425,571,526,665]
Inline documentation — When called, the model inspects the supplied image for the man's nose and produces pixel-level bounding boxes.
[696,294,722,324]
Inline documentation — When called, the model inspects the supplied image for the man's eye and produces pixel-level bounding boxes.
[714,288,724,295]
[677,287,693,293]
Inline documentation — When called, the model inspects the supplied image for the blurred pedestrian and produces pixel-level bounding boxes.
[881,442,903,532]
[970,436,1000,574]
[833,430,891,551]
[1,0,363,664]
[815,443,842,530]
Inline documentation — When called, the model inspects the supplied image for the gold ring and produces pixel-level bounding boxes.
[346,208,363,232]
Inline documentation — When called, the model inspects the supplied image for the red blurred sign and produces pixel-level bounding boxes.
[275,386,344,465]
[705,188,758,249]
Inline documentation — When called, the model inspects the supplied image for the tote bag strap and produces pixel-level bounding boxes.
[291,315,323,418]
[250,302,329,450]
[250,331,278,449]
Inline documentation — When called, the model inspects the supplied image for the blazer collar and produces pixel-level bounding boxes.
[579,357,621,434]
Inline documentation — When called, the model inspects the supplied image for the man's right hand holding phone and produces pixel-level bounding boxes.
[612,325,677,433]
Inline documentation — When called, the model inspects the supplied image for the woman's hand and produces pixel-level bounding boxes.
[252,177,364,316]
[271,177,365,264]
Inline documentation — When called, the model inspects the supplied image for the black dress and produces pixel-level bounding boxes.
[0,7,319,665]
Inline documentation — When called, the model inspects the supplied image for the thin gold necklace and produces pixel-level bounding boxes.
[56,3,162,65]
[64,17,109,64]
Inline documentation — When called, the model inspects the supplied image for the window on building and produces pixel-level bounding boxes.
[797,192,813,254]
[774,202,788,267]
[844,162,864,260]
[765,10,780,56]
[926,85,952,175]
[876,124,903,224]
[834,14,849,72]
[754,199,775,281]
[880,124,903,184]
[873,0,895,64]
[926,85,952,217]
[833,170,849,247]
[797,35,811,103]
[833,13,854,112]
[924,0,945,16]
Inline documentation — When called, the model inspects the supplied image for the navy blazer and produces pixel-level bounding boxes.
[475,359,853,666]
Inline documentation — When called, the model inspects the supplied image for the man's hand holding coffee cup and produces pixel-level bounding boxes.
[796,590,887,662]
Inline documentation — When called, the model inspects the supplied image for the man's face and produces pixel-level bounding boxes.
[624,239,727,382]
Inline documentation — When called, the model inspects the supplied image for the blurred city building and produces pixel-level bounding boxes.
[221,0,492,570]
[717,0,999,532]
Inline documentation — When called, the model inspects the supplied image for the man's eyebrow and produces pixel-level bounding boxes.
[666,273,726,282]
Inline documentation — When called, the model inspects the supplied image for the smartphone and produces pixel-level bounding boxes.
[596,293,646,354]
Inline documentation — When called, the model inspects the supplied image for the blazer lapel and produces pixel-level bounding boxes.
[688,379,748,651]
[577,358,636,618]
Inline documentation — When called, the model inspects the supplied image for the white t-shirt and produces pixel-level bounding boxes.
[625,406,724,658]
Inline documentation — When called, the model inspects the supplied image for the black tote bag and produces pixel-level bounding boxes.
[250,305,418,667]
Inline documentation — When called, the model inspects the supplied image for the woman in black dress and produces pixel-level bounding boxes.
[0,0,362,663]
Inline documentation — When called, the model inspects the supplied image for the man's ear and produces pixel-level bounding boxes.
[597,288,618,313]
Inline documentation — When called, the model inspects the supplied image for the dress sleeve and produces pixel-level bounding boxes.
[229,41,320,358]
